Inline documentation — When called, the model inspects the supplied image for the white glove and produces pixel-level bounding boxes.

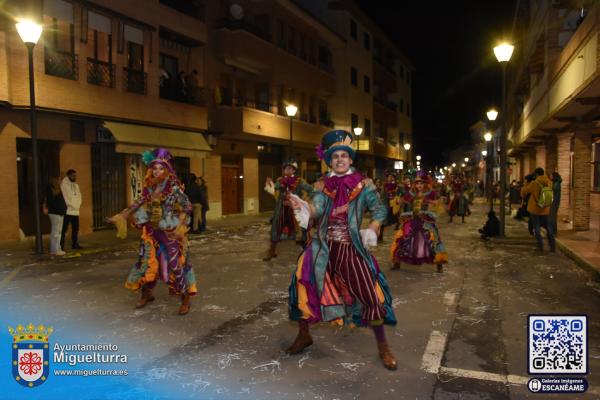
[289,193,310,229]
[264,180,275,195]
[360,228,378,249]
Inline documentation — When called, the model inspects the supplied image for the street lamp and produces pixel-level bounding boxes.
[486,109,498,122]
[494,42,514,237]
[452,163,456,168]
[16,20,43,254]
[286,104,298,159]
[464,157,469,163]
[353,126,363,161]
[481,150,487,156]
[416,155,421,161]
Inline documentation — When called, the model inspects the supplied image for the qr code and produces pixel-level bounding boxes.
[528,315,587,374]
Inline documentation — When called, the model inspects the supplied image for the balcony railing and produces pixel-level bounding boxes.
[44,48,78,80]
[159,0,205,21]
[123,67,147,95]
[160,83,206,106]
[216,18,272,43]
[87,58,115,88]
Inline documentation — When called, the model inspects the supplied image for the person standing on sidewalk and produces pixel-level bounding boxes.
[107,148,197,315]
[43,176,67,256]
[550,171,562,235]
[198,177,209,233]
[521,167,556,252]
[60,169,83,250]
[287,130,398,371]
[262,160,313,261]
[187,174,202,234]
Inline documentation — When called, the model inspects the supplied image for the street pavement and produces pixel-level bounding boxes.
[1,205,599,399]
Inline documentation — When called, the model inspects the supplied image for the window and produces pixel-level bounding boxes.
[299,33,306,60]
[364,118,371,137]
[350,67,357,86]
[351,113,359,129]
[594,142,600,191]
[363,75,370,93]
[308,38,316,65]
[364,32,370,50]
[350,19,357,40]
[277,19,285,49]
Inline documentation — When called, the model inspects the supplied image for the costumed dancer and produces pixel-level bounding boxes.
[378,172,398,242]
[287,130,398,370]
[263,160,314,261]
[108,148,197,315]
[391,170,448,273]
[448,173,471,223]
[392,172,414,229]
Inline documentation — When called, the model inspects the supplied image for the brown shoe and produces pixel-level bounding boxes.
[286,322,313,354]
[135,286,155,308]
[437,264,444,273]
[377,341,397,370]
[178,292,191,315]
[391,262,401,270]
[262,246,277,261]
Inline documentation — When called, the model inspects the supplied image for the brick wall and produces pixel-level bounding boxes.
[535,144,547,172]
[557,133,572,217]
[0,124,20,241]
[545,137,558,175]
[572,130,592,230]
[59,143,93,235]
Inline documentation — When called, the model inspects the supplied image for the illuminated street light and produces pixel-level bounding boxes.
[416,155,421,161]
[484,132,493,142]
[286,104,298,157]
[494,43,514,63]
[464,157,469,163]
[482,150,488,156]
[486,109,498,121]
[403,143,411,151]
[452,163,456,168]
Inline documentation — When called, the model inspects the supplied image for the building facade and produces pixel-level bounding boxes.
[506,0,600,232]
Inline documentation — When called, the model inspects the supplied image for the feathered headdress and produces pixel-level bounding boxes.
[141,148,174,173]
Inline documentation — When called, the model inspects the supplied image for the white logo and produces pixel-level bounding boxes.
[528,379,542,392]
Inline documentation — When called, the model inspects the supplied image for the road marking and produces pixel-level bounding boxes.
[443,290,458,307]
[421,330,447,373]
[0,265,25,289]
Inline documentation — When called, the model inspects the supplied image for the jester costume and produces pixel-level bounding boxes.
[287,130,398,370]
[111,148,197,314]
[448,173,471,222]
[391,171,448,272]
[263,161,313,260]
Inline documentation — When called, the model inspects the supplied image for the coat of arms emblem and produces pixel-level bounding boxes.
[9,323,52,388]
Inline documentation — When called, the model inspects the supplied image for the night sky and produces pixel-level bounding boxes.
[356,0,517,168]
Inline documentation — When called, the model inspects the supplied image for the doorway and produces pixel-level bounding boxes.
[91,143,126,229]
[258,148,282,212]
[221,155,243,214]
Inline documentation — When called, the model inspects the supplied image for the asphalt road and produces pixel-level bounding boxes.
[1,205,599,399]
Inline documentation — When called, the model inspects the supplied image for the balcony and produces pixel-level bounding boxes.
[87,58,115,88]
[215,18,271,43]
[123,68,147,95]
[160,83,206,106]
[159,0,205,21]
[44,48,78,80]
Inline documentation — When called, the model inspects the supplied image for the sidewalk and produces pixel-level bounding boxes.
[483,200,600,278]
[0,213,271,268]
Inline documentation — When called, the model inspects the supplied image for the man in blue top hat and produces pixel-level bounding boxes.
[263,160,314,261]
[287,130,398,370]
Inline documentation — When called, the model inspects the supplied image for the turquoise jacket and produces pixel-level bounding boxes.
[270,176,313,241]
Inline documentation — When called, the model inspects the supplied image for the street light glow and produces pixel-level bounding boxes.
[494,43,514,62]
[452,163,456,168]
[403,143,411,151]
[285,104,298,117]
[484,132,493,142]
[16,20,43,44]
[416,155,421,161]
[353,126,363,136]
[481,150,488,156]
[464,157,469,163]
[486,109,498,121]
[461,163,466,167]
[444,166,448,170]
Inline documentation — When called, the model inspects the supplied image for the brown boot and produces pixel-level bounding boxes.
[135,286,155,308]
[437,264,444,273]
[262,243,277,261]
[178,292,191,315]
[286,321,313,354]
[377,341,398,370]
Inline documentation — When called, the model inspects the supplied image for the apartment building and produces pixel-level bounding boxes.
[0,0,211,241]
[298,0,415,178]
[506,0,600,231]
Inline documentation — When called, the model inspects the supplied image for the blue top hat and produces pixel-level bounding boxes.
[320,130,355,166]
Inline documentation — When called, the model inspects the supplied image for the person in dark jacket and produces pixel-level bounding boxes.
[187,174,203,233]
[198,177,209,233]
[43,176,67,255]
[479,211,500,239]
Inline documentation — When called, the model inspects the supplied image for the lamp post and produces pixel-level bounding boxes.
[16,20,43,254]
[484,131,494,211]
[494,43,514,237]
[285,104,298,159]
[353,126,362,165]
[403,143,411,168]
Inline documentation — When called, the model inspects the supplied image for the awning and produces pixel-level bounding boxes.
[103,121,211,159]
